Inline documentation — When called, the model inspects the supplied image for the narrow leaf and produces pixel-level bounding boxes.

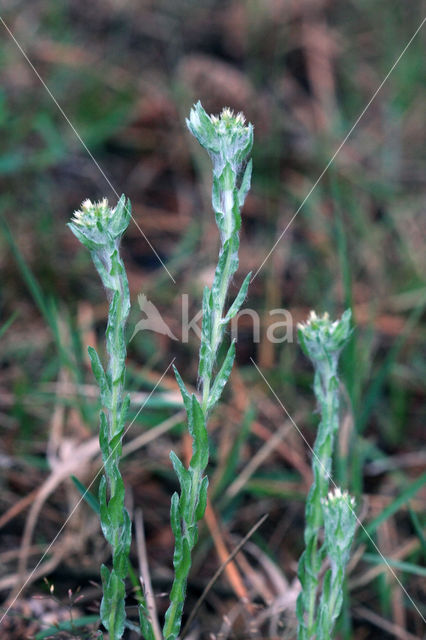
[88,345,110,406]
[207,341,236,411]
[99,477,114,546]
[224,271,251,322]
[139,604,156,640]
[231,187,241,234]
[99,411,113,475]
[238,158,252,207]
[211,240,230,310]
[195,476,209,521]
[118,393,130,431]
[71,475,100,515]
[363,472,426,537]
[198,286,213,378]
[0,312,18,340]
[190,395,209,471]
[35,616,100,639]
[107,468,125,525]
[173,365,191,413]
[170,450,191,515]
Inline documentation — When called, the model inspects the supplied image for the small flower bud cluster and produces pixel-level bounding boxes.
[298,309,352,368]
[321,487,357,571]
[68,195,131,251]
[71,197,110,228]
[186,101,253,177]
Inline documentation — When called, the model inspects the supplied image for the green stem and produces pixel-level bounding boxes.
[299,363,339,638]
[68,197,144,640]
[101,256,131,638]
[164,103,253,640]
[201,240,233,413]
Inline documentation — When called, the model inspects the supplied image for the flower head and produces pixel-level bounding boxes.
[68,195,131,251]
[322,487,357,570]
[322,486,355,508]
[298,309,352,367]
[186,101,253,176]
[71,198,111,229]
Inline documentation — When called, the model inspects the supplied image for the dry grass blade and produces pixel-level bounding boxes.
[180,513,268,638]
[135,508,162,640]
[353,606,420,640]
[225,421,293,499]
[11,436,99,601]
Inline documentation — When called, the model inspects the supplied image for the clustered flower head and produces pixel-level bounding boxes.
[68,195,131,251]
[321,487,357,570]
[186,101,253,177]
[210,106,246,129]
[322,486,356,508]
[298,309,352,366]
[71,198,111,229]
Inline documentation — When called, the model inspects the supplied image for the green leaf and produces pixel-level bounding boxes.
[212,174,225,234]
[110,248,124,277]
[198,286,213,379]
[111,195,131,238]
[139,604,156,640]
[224,271,251,322]
[99,477,114,545]
[190,395,209,471]
[34,615,100,639]
[91,251,114,292]
[238,158,252,206]
[0,312,18,340]
[181,537,192,576]
[107,468,125,525]
[106,569,126,639]
[164,595,184,639]
[186,100,218,153]
[118,393,130,431]
[363,472,426,537]
[109,426,124,456]
[212,240,231,311]
[170,451,191,516]
[100,564,111,627]
[296,591,307,639]
[231,187,241,234]
[219,162,235,191]
[408,506,426,558]
[170,492,184,577]
[362,553,426,577]
[113,510,131,579]
[99,411,112,470]
[173,365,191,413]
[207,341,235,411]
[195,475,209,521]
[298,327,310,359]
[71,475,100,515]
[68,221,102,251]
[228,235,240,279]
[88,346,110,405]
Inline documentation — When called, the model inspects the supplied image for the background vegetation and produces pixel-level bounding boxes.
[0,1,425,638]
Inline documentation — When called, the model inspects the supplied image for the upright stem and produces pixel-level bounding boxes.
[163,103,253,640]
[68,197,140,640]
[201,187,235,413]
[97,250,133,639]
[165,164,235,636]
[296,310,352,640]
[303,363,339,636]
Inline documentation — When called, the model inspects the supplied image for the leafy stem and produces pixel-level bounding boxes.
[162,103,253,640]
[69,197,153,640]
[296,310,354,640]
